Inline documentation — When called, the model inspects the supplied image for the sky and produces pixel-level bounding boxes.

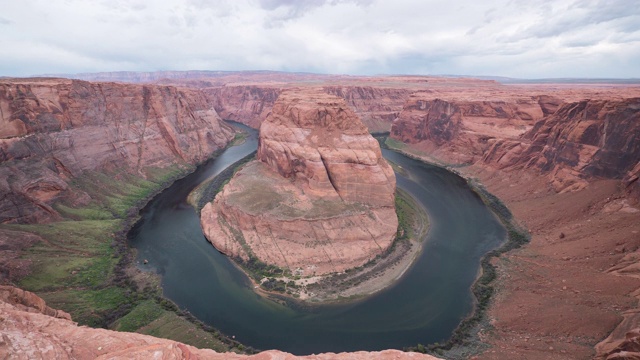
[1,0,639,78]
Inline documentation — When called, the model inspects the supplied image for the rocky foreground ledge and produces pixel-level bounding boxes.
[0,285,439,359]
[201,89,398,280]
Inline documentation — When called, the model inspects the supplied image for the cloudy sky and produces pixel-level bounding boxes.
[1,0,639,78]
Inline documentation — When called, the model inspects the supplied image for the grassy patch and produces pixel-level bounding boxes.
[395,188,429,241]
[63,165,192,219]
[39,287,129,327]
[3,219,135,328]
[113,299,166,332]
[2,161,187,324]
[137,309,247,353]
[5,219,119,292]
[384,136,471,169]
[230,131,248,145]
[384,137,407,150]
[55,203,114,220]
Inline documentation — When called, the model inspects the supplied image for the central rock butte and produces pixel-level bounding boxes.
[200,89,398,276]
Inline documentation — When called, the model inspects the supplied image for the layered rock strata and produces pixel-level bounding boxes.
[204,85,282,128]
[390,92,556,164]
[0,284,439,359]
[201,90,397,276]
[391,93,640,193]
[483,98,640,192]
[0,78,234,223]
[205,85,411,132]
[322,86,412,132]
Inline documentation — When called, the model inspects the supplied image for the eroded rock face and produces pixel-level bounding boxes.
[257,90,396,206]
[205,85,411,132]
[0,78,234,223]
[624,162,640,205]
[390,92,550,164]
[0,229,42,283]
[205,85,282,128]
[322,86,412,132]
[391,92,640,193]
[484,98,640,192]
[0,285,439,360]
[201,90,397,276]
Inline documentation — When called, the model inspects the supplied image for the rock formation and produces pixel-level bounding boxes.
[390,92,553,164]
[201,89,397,276]
[204,85,282,128]
[625,162,640,205]
[204,85,411,132]
[0,78,234,223]
[483,98,640,192]
[322,86,412,132]
[0,284,439,359]
[391,92,640,193]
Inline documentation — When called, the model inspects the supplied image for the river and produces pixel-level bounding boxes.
[128,122,506,354]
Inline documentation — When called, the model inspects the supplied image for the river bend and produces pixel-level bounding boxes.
[129,123,505,354]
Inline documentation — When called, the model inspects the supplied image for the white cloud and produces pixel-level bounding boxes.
[0,0,638,78]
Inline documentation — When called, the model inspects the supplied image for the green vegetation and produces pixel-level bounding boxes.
[395,188,429,242]
[230,130,248,146]
[2,156,250,352]
[112,299,166,332]
[261,277,290,293]
[66,167,190,219]
[234,255,293,295]
[242,257,287,281]
[3,165,192,328]
[3,219,131,327]
[139,311,242,352]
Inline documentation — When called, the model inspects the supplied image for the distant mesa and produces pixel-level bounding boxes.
[200,89,398,277]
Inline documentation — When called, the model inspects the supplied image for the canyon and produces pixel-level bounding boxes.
[0,78,234,224]
[1,71,640,359]
[200,89,398,279]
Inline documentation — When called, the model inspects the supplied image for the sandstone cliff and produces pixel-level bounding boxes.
[483,98,640,192]
[0,284,438,360]
[322,86,412,132]
[257,90,396,206]
[201,90,397,276]
[0,78,234,223]
[390,93,640,193]
[204,85,282,128]
[390,92,553,164]
[204,85,411,132]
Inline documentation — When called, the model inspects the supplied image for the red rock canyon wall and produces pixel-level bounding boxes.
[0,78,234,223]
